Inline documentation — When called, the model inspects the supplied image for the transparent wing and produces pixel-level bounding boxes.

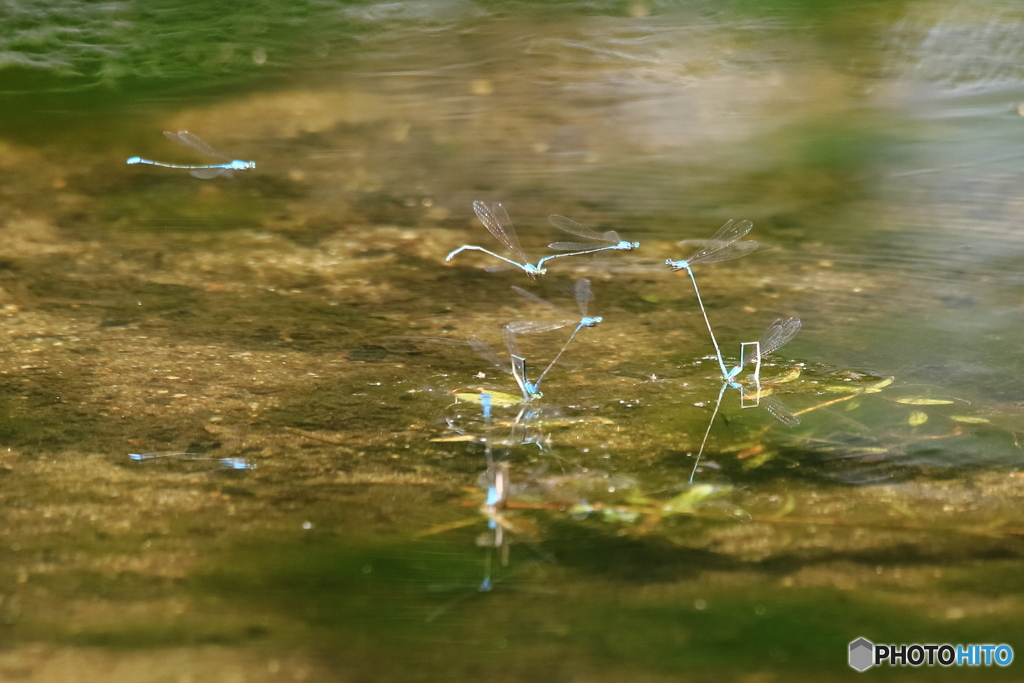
[502,326,532,397]
[508,355,529,398]
[164,131,231,161]
[473,201,527,262]
[511,285,560,310]
[501,325,524,360]
[686,219,755,264]
[189,168,233,179]
[573,278,593,317]
[504,319,573,334]
[686,239,759,265]
[484,263,521,273]
[762,396,801,426]
[547,241,601,251]
[509,285,575,333]
[548,215,621,246]
[467,336,506,371]
[758,317,801,357]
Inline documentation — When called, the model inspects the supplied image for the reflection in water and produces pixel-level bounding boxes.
[128,451,258,471]
[476,455,509,593]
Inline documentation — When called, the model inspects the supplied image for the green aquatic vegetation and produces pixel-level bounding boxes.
[658,484,735,515]
[0,0,372,97]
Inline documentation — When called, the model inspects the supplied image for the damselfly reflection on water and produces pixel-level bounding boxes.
[440,395,598,454]
[128,452,257,470]
[127,131,256,179]
[507,278,603,390]
[688,381,799,484]
[480,392,492,421]
[665,219,759,379]
[421,456,550,623]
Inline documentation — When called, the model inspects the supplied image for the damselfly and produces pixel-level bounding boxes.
[665,219,758,378]
[127,131,255,179]
[506,278,602,390]
[467,327,543,402]
[726,317,802,384]
[544,214,639,262]
[447,201,548,277]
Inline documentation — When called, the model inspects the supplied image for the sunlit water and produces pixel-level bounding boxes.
[0,1,1023,681]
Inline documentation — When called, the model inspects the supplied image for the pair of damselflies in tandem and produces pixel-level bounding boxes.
[447,201,639,277]
[467,278,601,403]
[127,131,255,179]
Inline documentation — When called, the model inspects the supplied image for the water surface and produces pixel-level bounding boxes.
[0,1,1023,681]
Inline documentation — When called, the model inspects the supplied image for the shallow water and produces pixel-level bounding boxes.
[1,1,1023,681]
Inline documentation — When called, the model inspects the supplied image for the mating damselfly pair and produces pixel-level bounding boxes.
[447,201,639,277]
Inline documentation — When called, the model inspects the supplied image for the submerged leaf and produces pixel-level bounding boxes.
[625,492,655,507]
[736,444,765,460]
[741,450,777,469]
[822,376,894,394]
[896,397,955,405]
[453,389,522,406]
[772,494,797,518]
[661,484,731,513]
[766,367,802,384]
[602,507,641,523]
[908,410,929,426]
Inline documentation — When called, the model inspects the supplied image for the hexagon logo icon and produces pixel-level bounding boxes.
[849,637,874,671]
